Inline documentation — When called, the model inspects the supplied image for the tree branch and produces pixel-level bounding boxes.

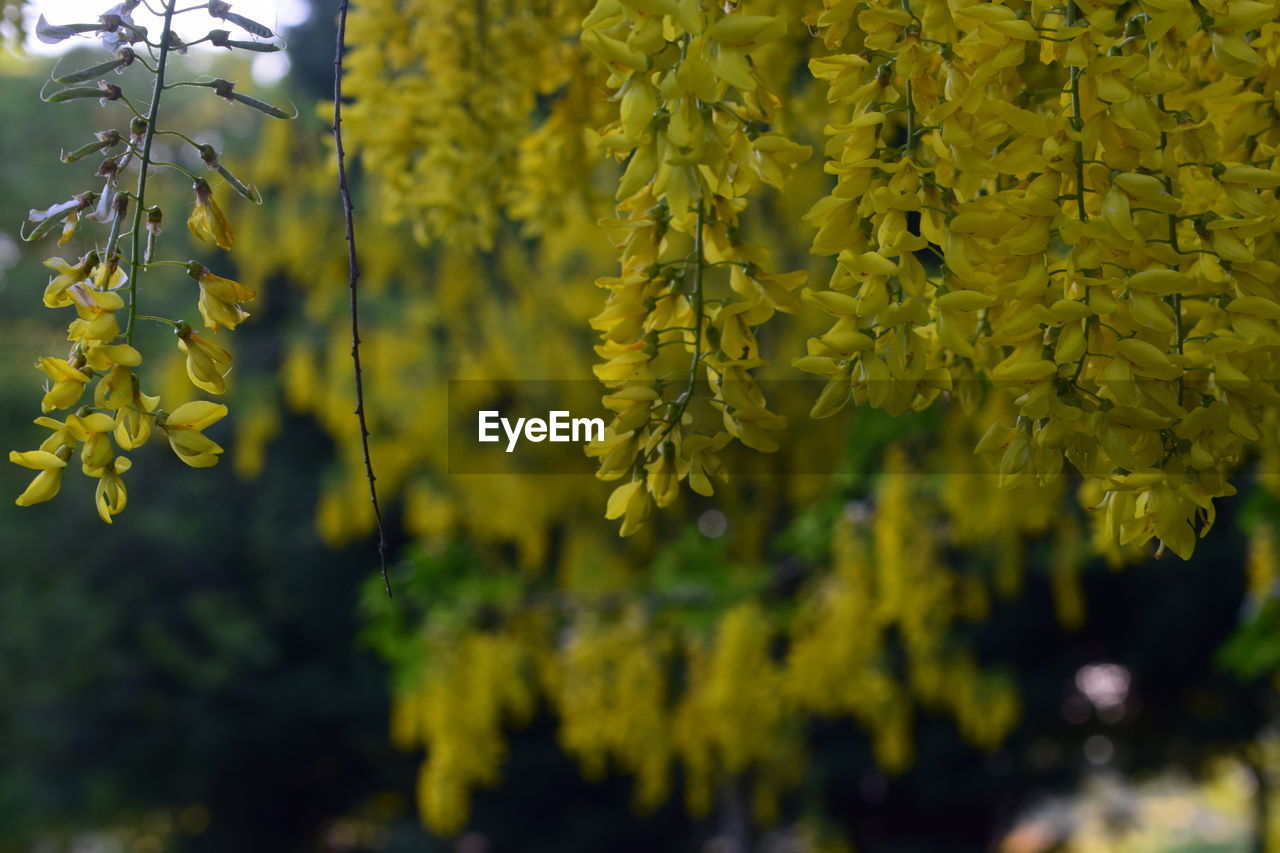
[334,0,392,598]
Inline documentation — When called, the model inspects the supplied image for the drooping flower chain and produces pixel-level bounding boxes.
[798,0,1280,558]
[583,0,813,535]
[12,1,289,521]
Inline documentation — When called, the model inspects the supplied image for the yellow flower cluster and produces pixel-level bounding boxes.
[12,1,281,519]
[343,0,594,247]
[554,611,672,811]
[673,600,801,820]
[384,447,1035,835]
[582,0,813,535]
[799,0,1280,558]
[390,631,535,834]
[233,119,617,554]
[1247,520,1278,604]
[208,0,1278,839]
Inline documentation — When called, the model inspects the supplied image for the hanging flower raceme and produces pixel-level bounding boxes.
[582,0,812,535]
[797,0,1280,559]
[341,0,591,247]
[11,0,287,519]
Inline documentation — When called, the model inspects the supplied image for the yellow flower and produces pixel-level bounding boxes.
[187,262,255,332]
[605,479,652,537]
[35,357,90,413]
[83,342,142,373]
[680,432,730,496]
[10,448,69,506]
[93,364,137,412]
[42,253,96,308]
[94,456,132,524]
[66,284,125,343]
[31,416,77,455]
[187,178,235,249]
[90,256,128,291]
[66,412,117,476]
[58,210,80,246]
[91,366,160,450]
[177,325,233,393]
[160,400,227,467]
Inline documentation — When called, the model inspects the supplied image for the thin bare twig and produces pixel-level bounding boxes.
[334,0,392,598]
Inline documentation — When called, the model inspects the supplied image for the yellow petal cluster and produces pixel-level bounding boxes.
[584,0,812,534]
[13,23,270,520]
[801,0,1280,558]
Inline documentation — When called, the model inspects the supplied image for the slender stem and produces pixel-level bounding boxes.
[902,0,914,160]
[1156,88,1186,406]
[125,0,177,345]
[155,128,203,149]
[692,204,705,371]
[335,0,392,599]
[714,103,752,128]
[151,160,201,181]
[649,202,706,457]
[1066,1,1088,223]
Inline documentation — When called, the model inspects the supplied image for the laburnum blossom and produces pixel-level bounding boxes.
[186,262,254,331]
[176,325,233,393]
[90,363,159,450]
[187,177,235,249]
[582,1,810,535]
[93,456,132,524]
[42,253,96,307]
[9,448,69,506]
[66,412,116,476]
[160,400,227,467]
[30,416,77,455]
[604,479,652,538]
[791,0,1280,560]
[90,255,128,291]
[66,283,125,343]
[12,2,276,524]
[35,357,90,413]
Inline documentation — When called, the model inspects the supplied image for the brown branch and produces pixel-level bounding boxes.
[334,0,392,598]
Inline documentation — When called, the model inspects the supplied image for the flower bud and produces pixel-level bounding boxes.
[96,82,122,107]
[144,207,163,263]
[199,144,220,169]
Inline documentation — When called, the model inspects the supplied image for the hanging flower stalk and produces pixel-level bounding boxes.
[13,0,290,522]
[582,0,813,536]
[797,0,1280,559]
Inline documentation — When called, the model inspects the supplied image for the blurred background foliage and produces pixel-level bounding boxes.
[2,2,1280,853]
